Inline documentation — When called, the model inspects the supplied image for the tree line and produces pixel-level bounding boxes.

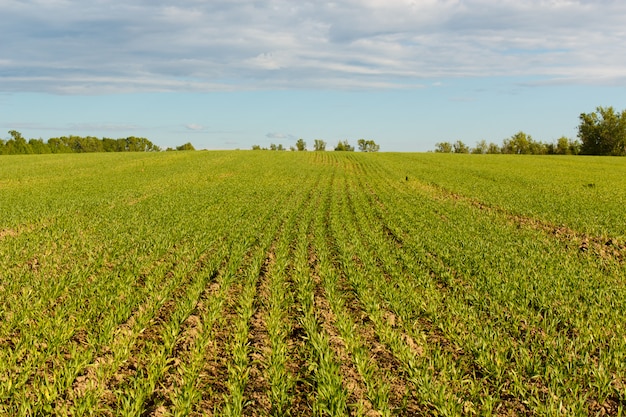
[434,132,581,155]
[433,106,626,156]
[252,138,379,152]
[0,131,195,155]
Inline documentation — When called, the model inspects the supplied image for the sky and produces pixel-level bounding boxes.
[2,0,626,152]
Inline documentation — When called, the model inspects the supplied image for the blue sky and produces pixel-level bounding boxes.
[2,0,626,151]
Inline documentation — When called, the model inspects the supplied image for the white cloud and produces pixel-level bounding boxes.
[186,124,204,131]
[266,132,287,139]
[1,0,626,94]
[266,132,296,140]
[4,121,140,132]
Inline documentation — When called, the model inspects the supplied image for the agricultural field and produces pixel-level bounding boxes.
[1,151,625,416]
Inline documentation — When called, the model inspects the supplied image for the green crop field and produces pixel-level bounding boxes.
[1,151,625,416]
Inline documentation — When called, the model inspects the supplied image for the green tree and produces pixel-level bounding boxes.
[357,139,380,152]
[7,130,32,154]
[48,137,71,153]
[472,140,488,154]
[486,143,501,154]
[501,132,553,155]
[434,142,452,153]
[554,136,580,155]
[28,138,51,154]
[502,131,533,154]
[176,142,195,151]
[124,136,160,152]
[528,140,548,155]
[578,106,626,155]
[556,137,570,155]
[295,138,307,151]
[313,139,327,151]
[76,136,104,152]
[334,140,354,151]
[102,138,121,152]
[3,132,162,154]
[453,140,470,154]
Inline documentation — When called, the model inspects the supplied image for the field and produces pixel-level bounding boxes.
[1,151,625,416]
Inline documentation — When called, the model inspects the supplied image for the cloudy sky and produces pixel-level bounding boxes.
[2,0,626,151]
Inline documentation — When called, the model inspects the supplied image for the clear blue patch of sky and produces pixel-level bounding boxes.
[2,77,626,152]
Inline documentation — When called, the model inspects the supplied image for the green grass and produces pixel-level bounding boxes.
[1,151,625,416]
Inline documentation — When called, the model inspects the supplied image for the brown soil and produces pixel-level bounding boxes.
[308,244,378,416]
[0,228,19,239]
[127,194,151,206]
[0,219,52,241]
[589,396,621,416]
[283,264,315,416]
[242,250,274,416]
[194,279,244,415]
[65,249,219,413]
[418,181,625,263]
[336,271,427,415]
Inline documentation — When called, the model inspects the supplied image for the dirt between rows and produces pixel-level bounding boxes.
[428,182,625,263]
[0,219,54,242]
[147,279,221,416]
[307,245,378,416]
[192,277,244,415]
[65,250,219,414]
[240,242,313,416]
[0,228,19,239]
[337,278,424,415]
[242,250,274,416]
[192,242,280,415]
[347,184,535,415]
